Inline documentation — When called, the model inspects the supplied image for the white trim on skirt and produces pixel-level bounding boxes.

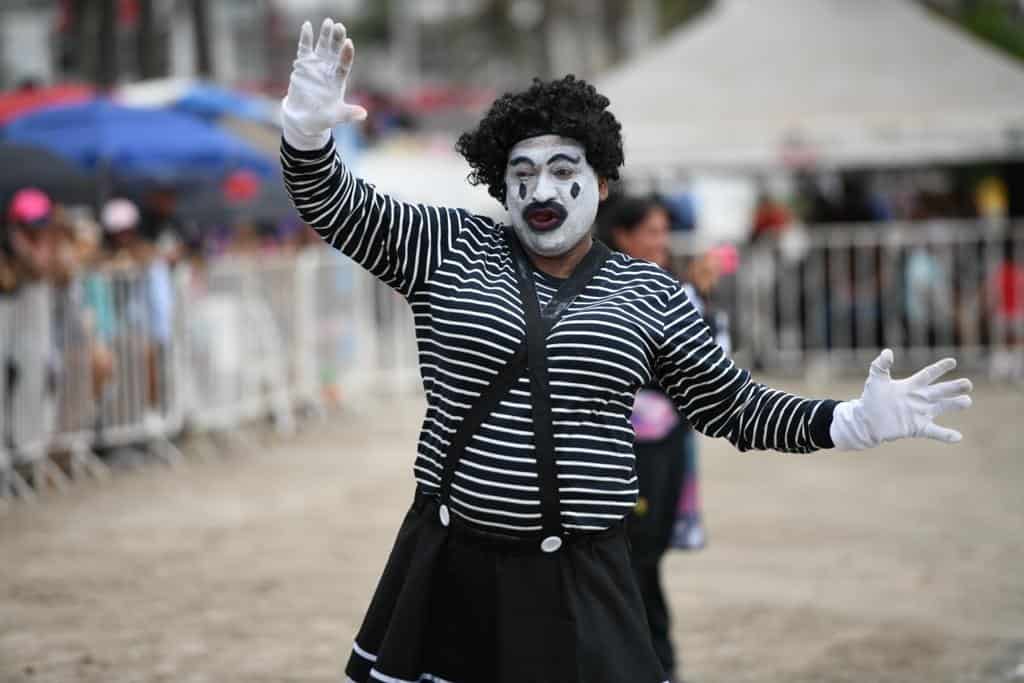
[350,639,668,683]
[351,641,454,683]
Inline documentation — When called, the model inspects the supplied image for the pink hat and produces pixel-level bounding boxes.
[101,198,140,234]
[7,187,52,226]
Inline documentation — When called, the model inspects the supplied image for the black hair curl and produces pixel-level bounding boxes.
[455,75,624,205]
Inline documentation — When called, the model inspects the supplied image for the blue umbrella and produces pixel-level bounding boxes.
[2,98,273,183]
[172,83,277,124]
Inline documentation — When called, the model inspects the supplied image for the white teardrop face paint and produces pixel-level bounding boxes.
[505,135,599,257]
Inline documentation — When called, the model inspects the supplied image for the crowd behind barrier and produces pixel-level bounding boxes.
[2,219,1022,503]
[0,242,418,501]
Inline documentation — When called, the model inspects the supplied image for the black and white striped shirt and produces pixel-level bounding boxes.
[282,138,837,533]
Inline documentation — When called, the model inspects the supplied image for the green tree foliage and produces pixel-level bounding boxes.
[925,0,1024,62]
[657,0,714,33]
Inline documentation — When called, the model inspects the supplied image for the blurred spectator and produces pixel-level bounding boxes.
[225,218,269,256]
[3,188,57,456]
[793,168,988,226]
[361,89,417,143]
[661,192,697,233]
[974,174,1009,221]
[904,241,954,347]
[683,252,731,353]
[276,219,322,253]
[599,195,706,682]
[76,217,117,348]
[796,172,841,224]
[139,187,183,243]
[103,197,149,266]
[675,250,728,551]
[49,210,115,435]
[101,198,174,414]
[6,187,56,284]
[141,186,206,266]
[46,205,89,288]
[603,195,673,265]
[750,190,794,242]
[0,195,26,450]
[988,238,1024,379]
[838,173,885,223]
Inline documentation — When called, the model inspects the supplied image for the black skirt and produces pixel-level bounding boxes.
[345,492,668,683]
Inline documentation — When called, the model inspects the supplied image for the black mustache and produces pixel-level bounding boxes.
[521,201,568,222]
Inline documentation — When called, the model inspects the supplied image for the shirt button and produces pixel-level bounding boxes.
[541,536,562,553]
[439,504,450,527]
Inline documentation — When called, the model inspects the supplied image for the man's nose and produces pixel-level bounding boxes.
[532,173,558,202]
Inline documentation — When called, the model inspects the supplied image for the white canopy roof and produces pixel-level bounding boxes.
[356,135,500,219]
[598,0,1024,172]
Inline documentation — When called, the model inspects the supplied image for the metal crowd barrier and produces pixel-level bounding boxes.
[4,221,1018,503]
[672,220,1024,379]
[184,255,296,436]
[1,284,62,499]
[95,264,184,463]
[294,248,420,409]
[1,245,424,503]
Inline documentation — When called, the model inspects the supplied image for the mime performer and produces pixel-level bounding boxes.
[280,18,974,683]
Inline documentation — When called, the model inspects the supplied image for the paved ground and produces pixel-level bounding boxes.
[1,378,1022,683]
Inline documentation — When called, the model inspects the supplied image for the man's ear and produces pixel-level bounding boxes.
[598,178,609,201]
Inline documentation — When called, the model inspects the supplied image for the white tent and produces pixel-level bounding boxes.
[356,135,501,219]
[598,0,1024,173]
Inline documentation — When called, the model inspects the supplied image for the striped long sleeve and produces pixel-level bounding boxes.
[656,285,836,453]
[282,136,838,531]
[281,137,466,298]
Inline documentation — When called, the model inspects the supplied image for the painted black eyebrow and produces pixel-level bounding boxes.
[547,153,581,165]
[508,156,536,167]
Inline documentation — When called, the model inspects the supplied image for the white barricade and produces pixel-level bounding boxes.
[183,256,295,435]
[294,248,420,411]
[6,283,56,465]
[90,265,184,463]
[352,263,420,396]
[673,221,1024,379]
[1,282,70,495]
[0,295,10,493]
[0,291,34,498]
[0,246,420,503]
[175,248,419,444]
[292,249,362,410]
[49,277,111,481]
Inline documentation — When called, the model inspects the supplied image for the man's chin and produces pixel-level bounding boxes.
[513,223,585,257]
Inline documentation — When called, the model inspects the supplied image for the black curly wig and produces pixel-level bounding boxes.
[455,75,624,205]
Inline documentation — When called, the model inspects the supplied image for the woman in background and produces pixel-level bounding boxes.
[600,195,712,683]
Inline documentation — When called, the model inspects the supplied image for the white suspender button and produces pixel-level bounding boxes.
[541,536,562,553]
[439,504,450,527]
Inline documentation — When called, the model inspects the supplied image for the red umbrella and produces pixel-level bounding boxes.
[0,83,95,126]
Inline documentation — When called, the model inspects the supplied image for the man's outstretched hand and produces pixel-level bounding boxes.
[830,349,973,450]
[281,18,368,151]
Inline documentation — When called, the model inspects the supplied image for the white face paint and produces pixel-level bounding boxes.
[505,135,600,258]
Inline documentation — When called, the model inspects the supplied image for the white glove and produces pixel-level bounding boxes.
[281,18,368,150]
[830,349,973,450]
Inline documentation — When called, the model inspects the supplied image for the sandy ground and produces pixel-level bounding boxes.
[1,378,1022,683]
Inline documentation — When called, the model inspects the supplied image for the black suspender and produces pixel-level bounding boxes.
[436,228,611,552]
